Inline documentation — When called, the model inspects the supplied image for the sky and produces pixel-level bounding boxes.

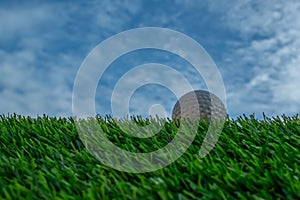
[1,0,300,120]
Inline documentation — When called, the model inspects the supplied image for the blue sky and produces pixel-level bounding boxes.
[1,0,300,119]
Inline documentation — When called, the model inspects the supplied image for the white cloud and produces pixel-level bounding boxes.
[217,0,300,118]
[0,4,56,42]
[0,1,142,117]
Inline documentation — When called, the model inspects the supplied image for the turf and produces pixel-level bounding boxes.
[0,114,299,199]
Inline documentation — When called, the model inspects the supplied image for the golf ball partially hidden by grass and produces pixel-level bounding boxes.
[172,90,227,122]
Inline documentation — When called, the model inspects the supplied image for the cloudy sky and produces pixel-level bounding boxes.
[1,0,300,120]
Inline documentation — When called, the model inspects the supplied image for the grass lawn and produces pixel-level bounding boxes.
[0,114,299,199]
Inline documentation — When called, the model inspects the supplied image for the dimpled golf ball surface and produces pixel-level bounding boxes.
[172,90,226,122]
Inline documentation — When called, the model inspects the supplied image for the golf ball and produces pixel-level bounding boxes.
[172,90,227,122]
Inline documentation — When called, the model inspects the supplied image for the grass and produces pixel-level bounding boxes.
[0,114,299,199]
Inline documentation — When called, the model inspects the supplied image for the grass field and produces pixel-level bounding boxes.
[0,114,299,199]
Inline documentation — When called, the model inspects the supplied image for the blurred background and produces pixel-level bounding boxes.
[1,0,300,119]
